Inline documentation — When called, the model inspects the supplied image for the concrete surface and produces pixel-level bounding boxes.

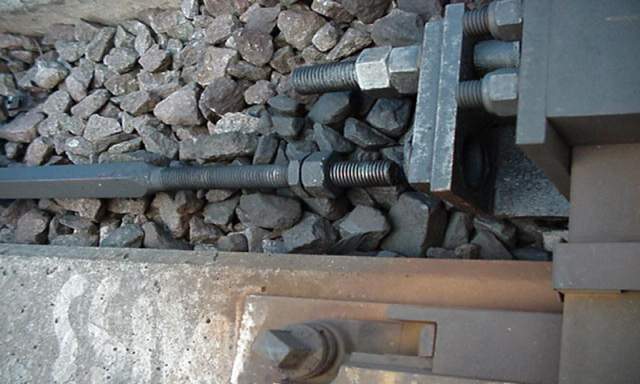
[0,244,560,383]
[0,0,178,35]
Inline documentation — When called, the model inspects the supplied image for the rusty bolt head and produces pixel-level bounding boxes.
[355,46,393,95]
[488,0,523,41]
[481,69,519,117]
[388,45,421,95]
[254,329,311,369]
[301,151,341,198]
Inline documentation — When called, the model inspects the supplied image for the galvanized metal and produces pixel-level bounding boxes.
[0,155,402,199]
[473,40,520,72]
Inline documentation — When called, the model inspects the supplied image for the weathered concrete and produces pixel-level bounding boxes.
[0,244,560,383]
[0,0,179,35]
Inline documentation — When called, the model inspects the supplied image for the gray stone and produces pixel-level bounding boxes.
[216,232,249,252]
[241,4,280,33]
[139,44,171,73]
[206,189,236,203]
[244,226,270,252]
[237,193,302,230]
[381,192,447,257]
[104,47,139,74]
[337,205,390,251]
[0,200,37,228]
[55,41,86,63]
[136,123,179,159]
[182,0,199,18]
[50,232,99,247]
[367,185,404,210]
[244,80,275,105]
[153,85,202,126]
[267,95,303,117]
[542,230,568,253]
[0,74,18,97]
[277,8,325,50]
[203,196,239,226]
[235,29,274,67]
[42,90,72,116]
[198,77,246,121]
[150,191,203,238]
[104,72,139,96]
[313,123,354,153]
[189,216,223,244]
[85,27,116,62]
[272,115,304,139]
[426,247,455,259]
[285,140,318,160]
[471,230,513,260]
[74,21,101,42]
[115,25,135,48]
[142,221,191,250]
[0,111,44,143]
[134,28,155,56]
[311,0,354,24]
[205,14,240,45]
[147,10,194,42]
[4,142,23,159]
[341,0,391,23]
[454,243,481,259]
[326,27,372,61]
[70,90,111,120]
[308,92,352,125]
[64,136,96,157]
[442,211,473,250]
[312,22,341,53]
[101,224,144,248]
[107,198,149,215]
[513,247,551,262]
[194,47,238,86]
[15,209,50,244]
[65,59,95,101]
[253,134,279,165]
[99,150,170,165]
[270,46,301,75]
[227,60,271,81]
[120,90,157,116]
[347,187,376,207]
[302,197,350,221]
[38,113,85,137]
[371,9,423,47]
[137,71,182,99]
[212,112,269,135]
[262,238,287,254]
[24,137,54,165]
[344,117,394,149]
[365,98,412,138]
[54,198,103,221]
[84,115,122,142]
[282,213,338,254]
[179,132,258,161]
[397,0,442,20]
[33,61,69,90]
[474,216,517,249]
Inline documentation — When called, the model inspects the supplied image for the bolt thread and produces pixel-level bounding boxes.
[158,164,289,191]
[328,160,403,188]
[463,6,490,35]
[290,60,359,94]
[457,80,483,108]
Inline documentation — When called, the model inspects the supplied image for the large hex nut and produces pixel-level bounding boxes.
[355,46,393,95]
[288,155,312,198]
[388,45,421,95]
[481,69,519,116]
[488,0,523,41]
[301,152,341,198]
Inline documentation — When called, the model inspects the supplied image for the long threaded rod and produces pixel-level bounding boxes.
[157,164,289,191]
[290,60,359,94]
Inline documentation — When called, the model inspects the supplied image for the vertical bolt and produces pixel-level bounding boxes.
[290,60,359,94]
[463,6,491,36]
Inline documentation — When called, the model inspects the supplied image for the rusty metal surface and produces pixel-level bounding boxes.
[554,243,640,292]
[569,143,640,243]
[559,293,640,384]
[388,305,561,384]
[0,244,559,383]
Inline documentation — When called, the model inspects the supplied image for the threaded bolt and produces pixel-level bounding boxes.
[463,6,491,36]
[290,60,359,94]
[329,160,403,187]
[457,80,483,108]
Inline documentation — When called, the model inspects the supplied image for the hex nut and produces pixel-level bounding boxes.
[254,329,311,369]
[301,151,341,198]
[355,46,393,94]
[388,45,421,95]
[488,0,523,41]
[481,69,519,116]
[288,156,311,198]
